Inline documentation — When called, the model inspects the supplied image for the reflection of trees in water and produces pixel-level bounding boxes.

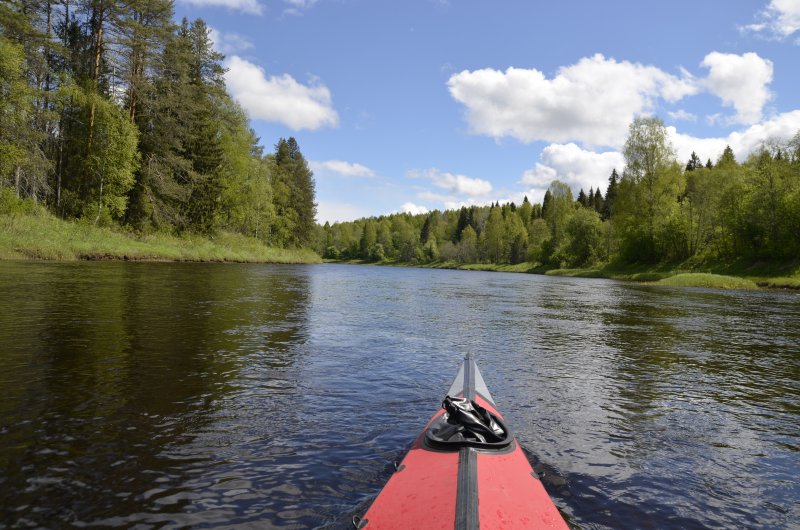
[0,262,311,526]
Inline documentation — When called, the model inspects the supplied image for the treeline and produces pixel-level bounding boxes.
[316,117,800,267]
[0,1,315,247]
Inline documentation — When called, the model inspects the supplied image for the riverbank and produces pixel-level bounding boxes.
[327,258,800,290]
[0,209,321,264]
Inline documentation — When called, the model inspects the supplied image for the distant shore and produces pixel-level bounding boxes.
[327,258,800,290]
[0,210,321,264]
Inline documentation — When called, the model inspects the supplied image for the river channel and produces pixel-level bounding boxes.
[0,262,797,529]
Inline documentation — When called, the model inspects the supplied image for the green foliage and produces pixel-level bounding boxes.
[615,117,684,262]
[0,6,314,252]
[318,121,800,271]
[271,138,316,247]
[566,208,604,266]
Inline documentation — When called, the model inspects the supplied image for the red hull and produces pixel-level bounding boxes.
[359,357,569,529]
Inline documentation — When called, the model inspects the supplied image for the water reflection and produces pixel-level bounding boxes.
[0,263,798,529]
[0,263,312,527]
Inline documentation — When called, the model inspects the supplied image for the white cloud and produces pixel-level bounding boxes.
[224,56,339,130]
[208,27,254,55]
[743,0,800,39]
[398,202,429,215]
[668,109,697,122]
[447,53,697,148]
[311,160,376,178]
[317,201,369,224]
[669,110,800,164]
[521,143,624,200]
[701,52,773,125]
[512,110,800,204]
[283,0,318,15]
[408,168,493,197]
[178,0,262,15]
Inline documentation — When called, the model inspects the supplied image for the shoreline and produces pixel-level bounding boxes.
[325,258,800,290]
[0,213,321,265]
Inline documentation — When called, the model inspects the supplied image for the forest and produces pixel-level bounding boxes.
[0,1,315,248]
[316,117,800,268]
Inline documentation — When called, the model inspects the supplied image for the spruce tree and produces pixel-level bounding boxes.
[593,188,604,214]
[685,151,702,171]
[602,168,618,220]
[577,188,588,207]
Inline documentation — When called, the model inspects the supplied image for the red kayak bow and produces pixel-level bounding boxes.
[355,353,569,529]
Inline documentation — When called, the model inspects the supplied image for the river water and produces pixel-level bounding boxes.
[0,262,797,529]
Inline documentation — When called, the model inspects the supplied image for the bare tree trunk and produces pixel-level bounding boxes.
[87,1,105,152]
[57,137,63,209]
[95,171,103,225]
[15,166,21,198]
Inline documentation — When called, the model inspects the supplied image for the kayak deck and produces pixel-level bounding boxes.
[358,354,568,529]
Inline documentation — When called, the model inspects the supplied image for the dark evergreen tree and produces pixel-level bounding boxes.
[455,206,469,241]
[420,214,432,244]
[541,189,553,220]
[718,145,736,168]
[602,168,618,220]
[685,151,702,171]
[577,188,588,207]
[272,137,316,246]
[593,188,604,214]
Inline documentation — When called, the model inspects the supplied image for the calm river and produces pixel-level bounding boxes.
[0,262,798,529]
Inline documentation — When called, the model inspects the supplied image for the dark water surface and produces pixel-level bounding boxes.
[0,262,798,529]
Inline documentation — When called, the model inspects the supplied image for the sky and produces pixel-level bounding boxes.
[172,0,800,224]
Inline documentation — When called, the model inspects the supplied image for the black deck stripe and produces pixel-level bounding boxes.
[456,354,479,530]
[455,447,479,530]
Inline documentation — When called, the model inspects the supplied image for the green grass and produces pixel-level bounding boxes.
[656,273,759,290]
[0,210,321,264]
[329,255,800,291]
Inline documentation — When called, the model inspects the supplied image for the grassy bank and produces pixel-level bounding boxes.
[327,257,800,290]
[0,209,321,264]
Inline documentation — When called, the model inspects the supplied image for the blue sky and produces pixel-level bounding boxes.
[173,0,800,224]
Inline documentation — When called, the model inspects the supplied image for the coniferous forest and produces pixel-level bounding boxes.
[0,1,315,248]
[316,118,800,270]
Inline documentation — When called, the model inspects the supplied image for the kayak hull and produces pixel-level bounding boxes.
[359,355,568,530]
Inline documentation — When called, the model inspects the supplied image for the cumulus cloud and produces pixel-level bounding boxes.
[208,27,254,55]
[517,110,800,204]
[317,201,369,224]
[225,56,339,130]
[743,0,800,39]
[447,53,697,148]
[178,0,262,15]
[399,202,430,215]
[701,52,773,125]
[311,160,376,178]
[521,143,625,202]
[408,168,493,197]
[669,110,800,164]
